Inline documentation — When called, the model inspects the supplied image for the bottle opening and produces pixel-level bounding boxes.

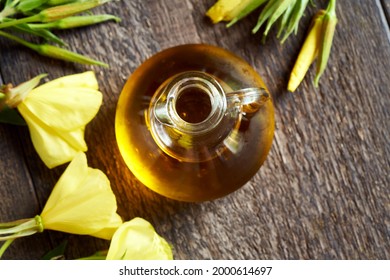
[175,86,212,124]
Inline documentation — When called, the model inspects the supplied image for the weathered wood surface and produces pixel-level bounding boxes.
[0,0,389,259]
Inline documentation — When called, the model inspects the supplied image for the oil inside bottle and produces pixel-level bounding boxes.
[175,87,212,123]
[115,44,275,202]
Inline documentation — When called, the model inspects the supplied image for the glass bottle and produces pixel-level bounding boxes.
[115,44,275,202]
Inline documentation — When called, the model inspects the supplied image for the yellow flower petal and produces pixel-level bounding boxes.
[106,218,173,260]
[22,87,102,131]
[288,11,324,92]
[18,103,87,168]
[34,71,98,91]
[42,151,89,212]
[41,153,122,239]
[92,212,123,240]
[16,71,103,168]
[206,0,252,23]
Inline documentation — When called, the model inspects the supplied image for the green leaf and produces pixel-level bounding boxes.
[42,240,68,260]
[0,106,26,125]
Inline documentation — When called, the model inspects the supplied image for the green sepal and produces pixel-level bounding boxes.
[0,105,26,125]
[277,1,295,38]
[280,0,309,43]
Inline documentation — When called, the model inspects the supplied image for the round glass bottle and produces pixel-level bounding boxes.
[115,44,275,202]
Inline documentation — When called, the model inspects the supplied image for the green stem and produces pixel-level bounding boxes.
[0,14,41,29]
[0,29,37,49]
[0,216,43,241]
[0,218,37,235]
[0,239,15,259]
[0,218,30,229]
[327,0,336,16]
[0,30,108,66]
[0,229,39,241]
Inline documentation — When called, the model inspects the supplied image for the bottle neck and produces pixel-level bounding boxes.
[153,71,227,135]
[149,71,237,162]
[148,71,269,162]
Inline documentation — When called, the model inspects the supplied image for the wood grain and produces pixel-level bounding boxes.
[0,0,389,260]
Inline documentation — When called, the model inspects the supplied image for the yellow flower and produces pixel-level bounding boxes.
[287,10,325,92]
[0,152,122,257]
[288,0,337,92]
[206,0,256,24]
[13,71,102,168]
[106,218,173,260]
[41,152,122,239]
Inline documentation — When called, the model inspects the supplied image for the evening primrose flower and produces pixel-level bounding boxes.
[2,71,103,168]
[106,218,173,260]
[288,0,337,92]
[0,152,122,258]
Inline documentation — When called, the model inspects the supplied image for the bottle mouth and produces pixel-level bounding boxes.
[157,71,227,135]
[175,84,212,124]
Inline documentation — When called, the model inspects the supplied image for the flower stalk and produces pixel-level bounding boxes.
[0,216,43,241]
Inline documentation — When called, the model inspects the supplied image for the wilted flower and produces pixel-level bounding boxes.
[2,71,103,168]
[106,218,173,260]
[206,0,259,24]
[288,0,337,91]
[0,152,122,258]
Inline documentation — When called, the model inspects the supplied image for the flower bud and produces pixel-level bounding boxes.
[37,44,108,67]
[288,10,325,92]
[227,0,268,27]
[29,14,120,30]
[206,0,254,24]
[40,0,111,22]
[314,0,337,86]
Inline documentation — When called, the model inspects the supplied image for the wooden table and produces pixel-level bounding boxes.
[1,0,389,260]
